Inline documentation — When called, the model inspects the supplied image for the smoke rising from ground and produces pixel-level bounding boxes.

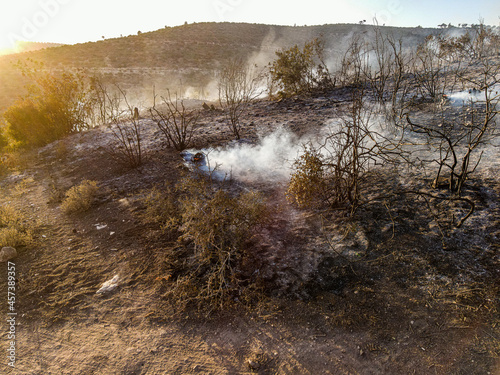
[186,112,403,185]
[194,127,308,183]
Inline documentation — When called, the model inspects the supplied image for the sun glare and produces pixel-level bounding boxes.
[0,41,25,56]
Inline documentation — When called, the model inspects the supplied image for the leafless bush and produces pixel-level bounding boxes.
[217,57,263,139]
[288,87,405,212]
[88,80,145,168]
[150,90,199,151]
[87,76,123,126]
[359,23,414,123]
[338,34,366,87]
[362,23,394,104]
[144,171,268,313]
[405,55,499,195]
[411,35,463,100]
[107,87,144,168]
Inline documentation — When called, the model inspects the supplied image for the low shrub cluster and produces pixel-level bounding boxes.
[3,62,91,149]
[61,180,99,214]
[286,147,329,209]
[268,38,333,98]
[142,172,268,312]
[0,205,34,248]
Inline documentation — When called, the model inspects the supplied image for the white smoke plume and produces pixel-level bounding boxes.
[188,127,310,183]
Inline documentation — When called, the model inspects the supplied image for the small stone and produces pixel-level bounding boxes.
[96,275,120,294]
[248,360,260,370]
[0,247,17,262]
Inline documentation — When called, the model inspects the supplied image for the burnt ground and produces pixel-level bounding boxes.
[0,90,499,374]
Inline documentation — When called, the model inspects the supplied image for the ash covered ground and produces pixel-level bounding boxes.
[0,78,499,374]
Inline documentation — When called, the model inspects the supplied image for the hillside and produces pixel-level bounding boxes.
[0,41,65,56]
[0,21,499,374]
[0,22,440,112]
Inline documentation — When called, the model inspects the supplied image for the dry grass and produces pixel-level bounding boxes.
[140,185,180,239]
[0,156,8,176]
[61,180,99,214]
[0,204,34,248]
[13,176,35,197]
[1,151,32,172]
[143,173,269,314]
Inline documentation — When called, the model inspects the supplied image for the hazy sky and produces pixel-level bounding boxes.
[1,0,499,51]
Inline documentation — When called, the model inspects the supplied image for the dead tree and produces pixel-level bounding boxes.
[150,89,199,151]
[88,76,123,127]
[405,36,499,196]
[217,57,263,139]
[106,86,145,168]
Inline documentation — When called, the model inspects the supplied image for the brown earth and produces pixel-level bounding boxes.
[0,91,499,374]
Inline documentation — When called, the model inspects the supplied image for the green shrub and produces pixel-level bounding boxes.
[3,62,91,148]
[268,38,333,98]
[61,180,99,214]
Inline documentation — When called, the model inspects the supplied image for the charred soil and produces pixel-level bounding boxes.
[0,90,499,374]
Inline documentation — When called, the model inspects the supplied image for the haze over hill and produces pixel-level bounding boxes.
[0,41,65,56]
[0,22,446,111]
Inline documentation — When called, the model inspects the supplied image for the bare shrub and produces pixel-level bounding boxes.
[404,35,499,196]
[362,23,393,104]
[92,83,145,168]
[289,87,404,212]
[145,172,268,312]
[217,57,263,139]
[150,90,199,151]
[356,23,414,121]
[338,34,365,87]
[411,35,462,100]
[61,180,99,214]
[87,75,124,127]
